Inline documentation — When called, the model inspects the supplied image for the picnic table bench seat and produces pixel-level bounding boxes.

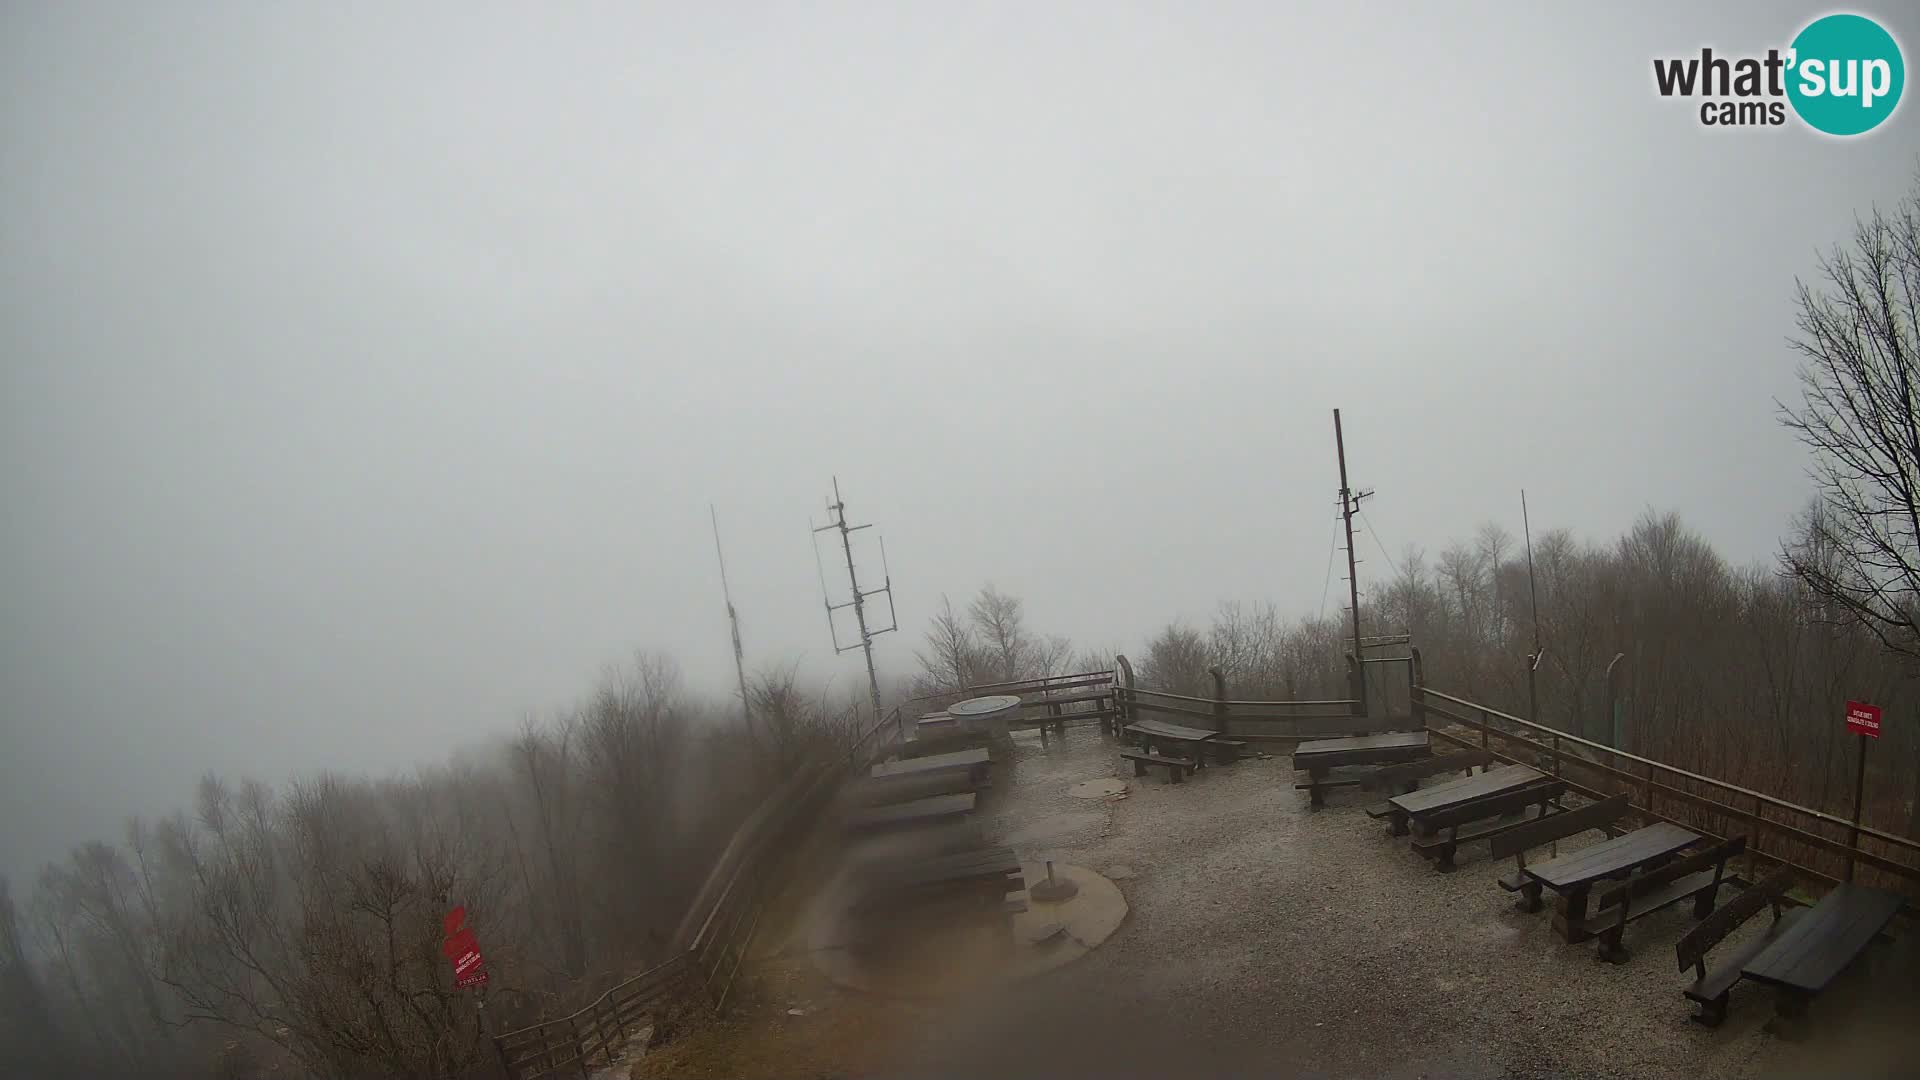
[1512,818,1701,942]
[1407,780,1566,872]
[1584,836,1745,963]
[1737,880,1903,1026]
[1120,749,1195,783]
[1490,794,1632,906]
[1294,731,1431,809]
[1675,869,1799,1026]
[843,792,977,832]
[849,770,983,807]
[1382,763,1542,835]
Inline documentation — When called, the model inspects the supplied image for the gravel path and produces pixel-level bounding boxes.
[871,727,1920,1079]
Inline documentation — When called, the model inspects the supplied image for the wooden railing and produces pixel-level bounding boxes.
[493,761,844,1078]
[490,955,691,1080]
[1413,683,1920,899]
[1112,654,1399,739]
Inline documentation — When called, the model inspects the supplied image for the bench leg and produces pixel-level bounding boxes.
[1308,767,1327,810]
[1389,810,1409,837]
[1434,834,1459,873]
[1166,764,1183,785]
[1691,994,1729,1028]
[1595,925,1630,965]
[1692,886,1720,921]
[1133,758,1149,778]
[1555,887,1593,942]
[1518,881,1544,914]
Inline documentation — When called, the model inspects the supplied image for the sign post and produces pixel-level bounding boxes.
[1843,701,1881,881]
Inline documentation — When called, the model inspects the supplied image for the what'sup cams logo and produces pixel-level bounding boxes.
[1654,13,1904,135]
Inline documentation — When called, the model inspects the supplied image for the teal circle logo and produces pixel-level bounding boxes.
[1787,14,1904,136]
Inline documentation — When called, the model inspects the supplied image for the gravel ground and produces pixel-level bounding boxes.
[860,727,1920,1080]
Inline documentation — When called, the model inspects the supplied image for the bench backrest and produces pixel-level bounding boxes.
[1361,750,1493,792]
[1489,793,1630,861]
[1423,780,1566,830]
[1675,867,1796,973]
[1597,835,1745,912]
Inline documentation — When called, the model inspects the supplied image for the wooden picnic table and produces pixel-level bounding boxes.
[1522,821,1700,941]
[870,747,990,782]
[860,845,1022,894]
[1384,763,1544,835]
[843,792,977,832]
[1125,719,1218,766]
[1293,731,1431,808]
[1740,881,1903,1016]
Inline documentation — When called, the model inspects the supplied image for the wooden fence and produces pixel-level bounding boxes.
[1112,653,1422,740]
[1412,673,1920,900]
[491,759,845,1079]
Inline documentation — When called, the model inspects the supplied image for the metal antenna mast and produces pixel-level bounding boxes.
[811,477,897,725]
[1334,409,1373,711]
[710,505,754,743]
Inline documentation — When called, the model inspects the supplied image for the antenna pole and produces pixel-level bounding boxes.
[1334,409,1371,712]
[711,506,755,746]
[811,477,897,726]
[1522,489,1544,721]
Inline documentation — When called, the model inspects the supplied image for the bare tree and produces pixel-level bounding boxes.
[913,594,978,693]
[1780,173,1920,662]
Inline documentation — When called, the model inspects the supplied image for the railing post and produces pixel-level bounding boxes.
[1208,666,1228,735]
[1479,707,1490,758]
[1748,794,1762,884]
[1407,647,1425,731]
[569,1016,588,1079]
[1115,654,1136,735]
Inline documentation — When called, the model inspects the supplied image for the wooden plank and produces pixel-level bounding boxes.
[1362,750,1492,792]
[1128,719,1219,741]
[1293,731,1430,770]
[1522,821,1699,890]
[1741,882,1903,993]
[1389,764,1543,817]
[871,748,990,780]
[1489,794,1630,861]
[848,771,978,806]
[1678,868,1797,973]
[844,793,976,831]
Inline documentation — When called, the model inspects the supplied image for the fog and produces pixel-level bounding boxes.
[2,1,1915,879]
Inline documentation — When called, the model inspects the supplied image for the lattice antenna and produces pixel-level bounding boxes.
[809,477,896,724]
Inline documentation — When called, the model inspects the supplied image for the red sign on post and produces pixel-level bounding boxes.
[1845,700,1882,738]
[442,907,489,988]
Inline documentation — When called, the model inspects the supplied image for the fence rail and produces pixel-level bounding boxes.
[1113,655,1388,739]
[492,757,846,1079]
[1414,684,1920,897]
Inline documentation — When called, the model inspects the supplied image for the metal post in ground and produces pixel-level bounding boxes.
[1846,733,1869,882]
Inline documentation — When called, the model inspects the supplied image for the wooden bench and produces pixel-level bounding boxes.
[1209,738,1248,765]
[1120,749,1196,784]
[1409,780,1566,872]
[1675,869,1799,1027]
[1362,750,1493,801]
[1489,793,1630,912]
[1586,836,1744,963]
[843,792,977,832]
[1293,731,1431,809]
[1738,880,1903,1028]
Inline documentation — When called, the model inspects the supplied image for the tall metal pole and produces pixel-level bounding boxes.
[812,477,897,727]
[1522,489,1543,721]
[1334,409,1370,712]
[1846,733,1868,882]
[710,506,755,745]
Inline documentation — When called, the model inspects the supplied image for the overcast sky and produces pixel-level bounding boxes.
[3,1,1917,877]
